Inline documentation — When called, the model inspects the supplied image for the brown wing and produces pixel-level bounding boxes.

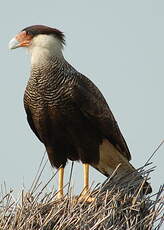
[24,105,43,143]
[73,74,131,161]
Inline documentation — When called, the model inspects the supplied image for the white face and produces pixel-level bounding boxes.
[9,32,64,65]
[29,34,63,52]
[28,34,64,64]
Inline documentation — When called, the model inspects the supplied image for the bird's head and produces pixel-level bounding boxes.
[9,25,65,61]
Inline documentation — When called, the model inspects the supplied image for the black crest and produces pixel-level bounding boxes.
[22,25,65,45]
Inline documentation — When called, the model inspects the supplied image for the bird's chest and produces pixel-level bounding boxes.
[24,85,74,144]
[25,70,74,110]
[24,67,77,142]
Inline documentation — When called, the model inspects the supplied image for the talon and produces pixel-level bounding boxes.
[78,194,95,203]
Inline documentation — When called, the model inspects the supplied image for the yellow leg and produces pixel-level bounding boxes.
[79,163,94,202]
[83,163,89,194]
[57,167,64,199]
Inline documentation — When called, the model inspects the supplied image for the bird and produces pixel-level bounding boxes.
[9,25,152,200]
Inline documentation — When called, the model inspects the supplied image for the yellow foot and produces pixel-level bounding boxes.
[78,193,95,203]
[56,192,64,200]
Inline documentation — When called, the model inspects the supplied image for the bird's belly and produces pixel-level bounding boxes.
[29,104,102,166]
[31,108,65,144]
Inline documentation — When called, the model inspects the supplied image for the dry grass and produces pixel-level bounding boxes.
[0,161,163,230]
[0,142,164,230]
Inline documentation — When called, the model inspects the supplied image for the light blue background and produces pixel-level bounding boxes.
[0,0,163,195]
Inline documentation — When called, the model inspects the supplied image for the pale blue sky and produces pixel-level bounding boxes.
[0,0,163,195]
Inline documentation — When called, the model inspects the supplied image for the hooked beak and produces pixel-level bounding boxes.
[8,37,20,49]
[8,31,32,50]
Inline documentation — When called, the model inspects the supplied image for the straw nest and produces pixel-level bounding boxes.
[0,160,163,230]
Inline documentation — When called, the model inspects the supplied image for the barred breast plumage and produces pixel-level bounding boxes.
[9,25,152,195]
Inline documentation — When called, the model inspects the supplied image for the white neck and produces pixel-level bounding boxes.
[28,34,64,65]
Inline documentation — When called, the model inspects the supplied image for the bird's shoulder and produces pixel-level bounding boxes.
[70,71,111,117]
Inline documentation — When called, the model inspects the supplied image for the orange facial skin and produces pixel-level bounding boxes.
[15,31,33,47]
